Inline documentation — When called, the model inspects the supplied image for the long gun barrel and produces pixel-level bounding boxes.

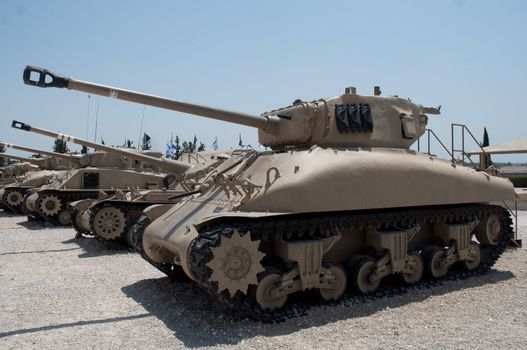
[0,152,42,166]
[11,120,192,175]
[23,66,280,133]
[0,141,77,161]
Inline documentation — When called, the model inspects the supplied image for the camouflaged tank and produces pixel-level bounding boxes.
[24,66,516,320]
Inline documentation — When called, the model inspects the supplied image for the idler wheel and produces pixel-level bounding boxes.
[6,190,24,208]
[464,241,481,270]
[350,256,381,294]
[92,206,126,240]
[475,214,502,245]
[254,268,287,310]
[423,245,449,278]
[318,262,347,301]
[57,209,73,226]
[39,194,62,217]
[401,253,424,284]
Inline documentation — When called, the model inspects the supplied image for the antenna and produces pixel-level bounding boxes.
[138,105,146,150]
[86,94,91,140]
[94,96,100,143]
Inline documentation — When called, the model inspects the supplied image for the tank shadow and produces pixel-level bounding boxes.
[121,269,515,348]
[0,313,151,339]
[0,210,22,218]
[14,217,69,231]
[0,247,82,256]
[62,236,133,258]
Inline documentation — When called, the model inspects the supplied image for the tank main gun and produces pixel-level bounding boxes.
[0,152,42,166]
[23,66,280,132]
[0,141,79,162]
[11,120,192,175]
[23,65,440,149]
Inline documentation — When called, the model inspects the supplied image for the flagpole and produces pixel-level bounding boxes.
[138,105,145,150]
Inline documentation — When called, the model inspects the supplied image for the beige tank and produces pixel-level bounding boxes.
[10,121,197,226]
[24,65,516,320]
[0,144,84,212]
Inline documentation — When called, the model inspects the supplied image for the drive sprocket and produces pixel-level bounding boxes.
[5,190,24,208]
[38,194,62,217]
[206,229,265,297]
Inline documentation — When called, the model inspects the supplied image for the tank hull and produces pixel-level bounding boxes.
[143,147,515,264]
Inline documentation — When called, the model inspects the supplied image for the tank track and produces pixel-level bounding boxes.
[188,204,513,322]
[34,190,101,225]
[88,201,153,241]
[2,187,29,213]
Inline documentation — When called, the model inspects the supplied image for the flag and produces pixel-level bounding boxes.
[101,138,105,145]
[165,141,172,158]
[239,133,243,147]
[144,133,151,142]
[212,136,218,150]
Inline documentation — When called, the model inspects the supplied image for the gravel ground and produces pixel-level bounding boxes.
[0,210,526,350]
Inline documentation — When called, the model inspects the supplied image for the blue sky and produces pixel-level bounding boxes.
[1,0,526,161]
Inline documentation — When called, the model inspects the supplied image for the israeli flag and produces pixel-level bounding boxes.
[165,141,173,158]
[212,136,218,150]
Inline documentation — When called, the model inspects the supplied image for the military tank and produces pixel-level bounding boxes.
[0,154,39,188]
[0,141,80,170]
[0,145,83,213]
[10,120,195,226]
[24,66,516,320]
[11,121,205,236]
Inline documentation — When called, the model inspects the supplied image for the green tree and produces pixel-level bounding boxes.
[482,127,492,167]
[174,136,181,159]
[53,139,69,154]
[123,139,134,148]
[482,127,490,147]
[81,145,88,154]
[0,144,5,166]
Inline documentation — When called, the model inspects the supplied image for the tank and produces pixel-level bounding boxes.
[0,154,40,187]
[0,144,84,212]
[24,66,516,319]
[73,150,238,244]
[10,120,231,240]
[0,141,80,170]
[10,120,196,226]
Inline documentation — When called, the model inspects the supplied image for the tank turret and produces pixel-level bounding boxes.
[23,66,440,150]
[12,120,192,175]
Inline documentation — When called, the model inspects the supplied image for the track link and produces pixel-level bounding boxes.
[188,204,513,322]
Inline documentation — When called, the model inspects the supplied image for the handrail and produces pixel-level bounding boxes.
[417,129,454,159]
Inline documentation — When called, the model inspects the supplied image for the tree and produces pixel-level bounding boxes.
[0,144,5,167]
[81,145,88,154]
[31,154,43,158]
[53,139,69,154]
[482,127,492,167]
[482,127,490,147]
[198,142,205,152]
[141,133,151,151]
[123,139,134,148]
[174,136,181,159]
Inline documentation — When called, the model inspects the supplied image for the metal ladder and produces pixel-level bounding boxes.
[417,123,520,246]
